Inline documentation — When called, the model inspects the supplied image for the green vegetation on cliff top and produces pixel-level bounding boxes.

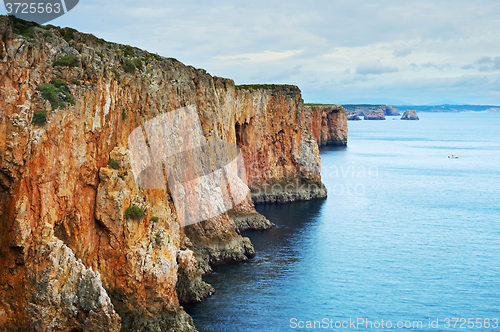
[304,103,338,106]
[236,84,297,91]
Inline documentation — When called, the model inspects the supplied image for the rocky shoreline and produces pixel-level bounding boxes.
[0,16,347,331]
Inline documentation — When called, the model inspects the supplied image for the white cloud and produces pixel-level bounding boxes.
[32,0,500,105]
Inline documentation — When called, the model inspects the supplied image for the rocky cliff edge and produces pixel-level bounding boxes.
[0,16,345,331]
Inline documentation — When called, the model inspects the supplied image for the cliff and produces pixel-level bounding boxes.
[0,16,341,331]
[303,105,347,146]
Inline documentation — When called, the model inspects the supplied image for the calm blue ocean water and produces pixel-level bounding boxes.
[185,112,500,331]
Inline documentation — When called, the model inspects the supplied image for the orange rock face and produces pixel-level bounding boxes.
[304,105,348,146]
[0,16,344,331]
[234,85,327,203]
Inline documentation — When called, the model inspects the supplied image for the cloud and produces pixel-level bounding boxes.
[420,62,452,70]
[215,50,302,63]
[46,0,500,105]
[356,61,399,75]
[461,64,475,70]
[474,56,500,71]
[476,56,493,64]
[393,48,412,57]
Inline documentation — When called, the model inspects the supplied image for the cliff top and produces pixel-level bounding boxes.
[1,15,236,84]
[304,103,342,107]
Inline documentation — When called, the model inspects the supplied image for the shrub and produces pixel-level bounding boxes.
[117,173,125,180]
[72,79,81,86]
[125,206,146,219]
[56,27,77,42]
[39,83,62,110]
[53,56,78,67]
[155,232,163,246]
[22,28,35,39]
[120,45,135,58]
[32,111,47,126]
[53,79,67,88]
[122,107,128,120]
[122,59,135,73]
[150,53,161,60]
[39,81,74,110]
[150,216,159,223]
[96,51,105,59]
[108,159,120,169]
[133,58,143,71]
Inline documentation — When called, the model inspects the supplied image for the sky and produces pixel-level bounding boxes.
[2,0,500,105]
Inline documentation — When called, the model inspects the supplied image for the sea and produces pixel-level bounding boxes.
[185,112,500,331]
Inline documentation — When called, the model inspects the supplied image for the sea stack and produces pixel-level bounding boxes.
[347,112,361,121]
[364,110,386,120]
[401,110,419,120]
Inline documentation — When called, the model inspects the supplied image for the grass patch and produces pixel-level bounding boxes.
[108,159,120,170]
[150,216,159,223]
[32,111,47,126]
[96,51,105,59]
[53,56,78,67]
[39,81,75,110]
[125,206,146,219]
[72,79,81,86]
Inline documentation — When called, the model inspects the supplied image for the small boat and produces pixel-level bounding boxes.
[448,155,459,159]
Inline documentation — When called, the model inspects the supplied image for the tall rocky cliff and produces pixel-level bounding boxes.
[304,105,347,147]
[0,16,346,331]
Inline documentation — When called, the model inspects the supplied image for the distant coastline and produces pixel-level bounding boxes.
[341,104,500,113]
